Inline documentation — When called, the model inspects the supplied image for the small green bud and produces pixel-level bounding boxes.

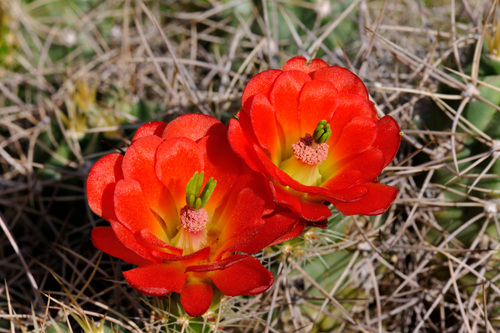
[313,120,332,144]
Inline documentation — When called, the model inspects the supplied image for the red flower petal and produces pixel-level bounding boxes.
[122,136,179,238]
[140,229,182,255]
[240,210,300,253]
[298,80,338,137]
[155,137,204,209]
[267,180,302,213]
[281,56,329,74]
[197,134,242,213]
[315,185,369,203]
[237,111,284,182]
[185,254,249,272]
[268,180,334,221]
[131,121,167,143]
[338,148,385,184]
[162,114,227,141]
[210,256,273,296]
[217,187,266,256]
[269,219,306,246]
[373,115,401,168]
[110,218,161,264]
[241,69,282,107]
[87,153,123,220]
[123,263,186,296]
[212,161,275,228]
[272,162,367,202]
[91,227,150,266]
[332,183,398,216]
[298,199,332,221]
[244,94,281,163]
[114,178,168,239]
[320,169,361,190]
[328,116,377,163]
[311,66,369,99]
[328,93,378,146]
[235,164,276,215]
[269,70,311,153]
[181,281,213,317]
[152,247,210,265]
[227,117,271,176]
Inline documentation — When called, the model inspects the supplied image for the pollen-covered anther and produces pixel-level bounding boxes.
[180,206,209,233]
[291,133,329,166]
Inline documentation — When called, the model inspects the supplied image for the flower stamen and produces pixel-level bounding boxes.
[291,133,329,166]
[180,206,209,233]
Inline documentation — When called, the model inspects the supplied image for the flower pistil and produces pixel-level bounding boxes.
[172,171,217,254]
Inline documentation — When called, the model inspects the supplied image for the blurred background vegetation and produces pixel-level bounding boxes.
[1,0,500,332]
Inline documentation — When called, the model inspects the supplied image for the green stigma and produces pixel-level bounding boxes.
[185,171,217,210]
[312,120,331,144]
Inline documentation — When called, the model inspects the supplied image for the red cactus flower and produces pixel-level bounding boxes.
[228,56,401,223]
[87,114,299,317]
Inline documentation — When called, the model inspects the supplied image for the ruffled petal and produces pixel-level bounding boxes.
[227,118,265,174]
[122,136,179,238]
[181,281,213,317]
[155,137,204,209]
[162,113,227,141]
[320,169,361,190]
[272,163,368,202]
[213,163,274,231]
[91,227,150,266]
[210,256,273,296]
[281,56,329,74]
[298,80,338,137]
[268,180,336,221]
[244,94,281,164]
[140,229,182,255]
[131,121,167,143]
[123,263,186,296]
[332,183,398,216]
[323,148,385,187]
[152,247,210,265]
[186,254,249,272]
[197,134,242,214]
[267,180,302,213]
[298,199,332,222]
[340,148,385,184]
[328,116,377,164]
[110,217,161,264]
[373,115,401,168]
[311,66,369,99]
[239,210,300,253]
[269,219,307,246]
[234,164,276,215]
[315,185,369,203]
[217,188,266,255]
[87,153,123,220]
[114,178,168,239]
[241,69,282,107]
[237,111,284,182]
[269,70,311,154]
[327,93,378,146]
